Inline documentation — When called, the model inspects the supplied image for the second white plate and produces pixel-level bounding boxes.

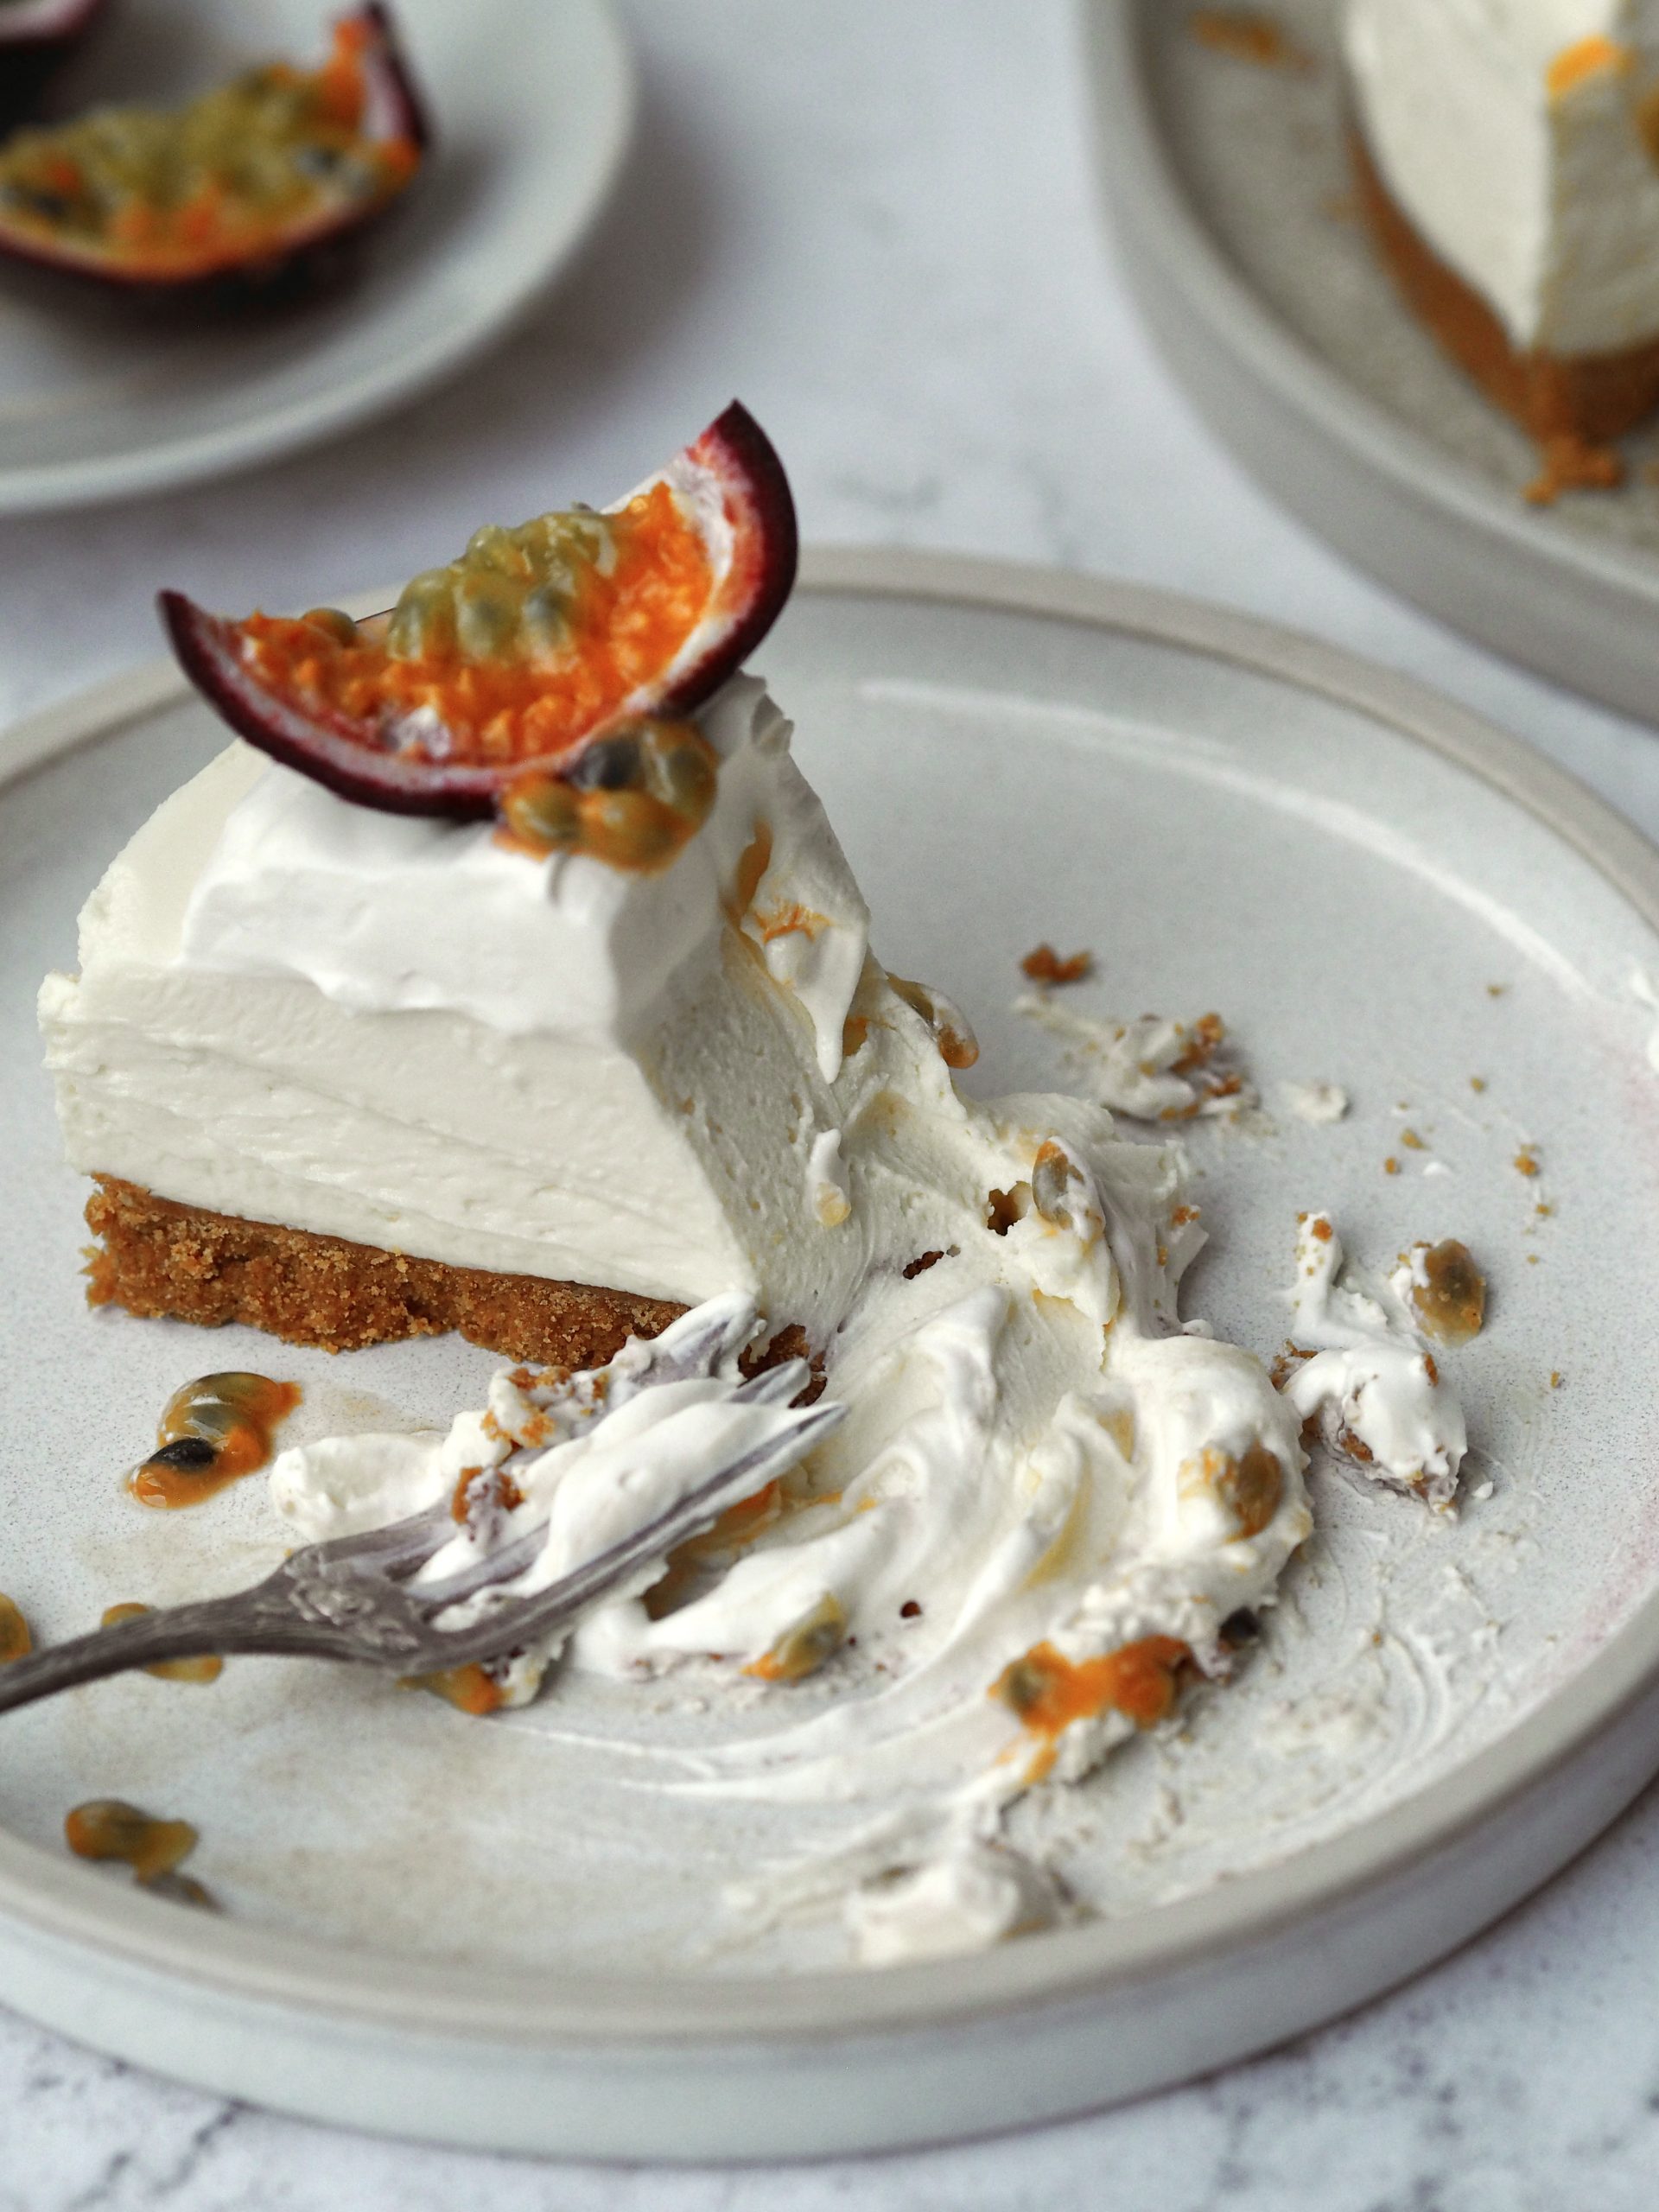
[1089,0,1659,728]
[0,0,633,513]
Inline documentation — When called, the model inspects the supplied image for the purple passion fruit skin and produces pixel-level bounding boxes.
[0,0,111,127]
[0,4,428,292]
[160,400,801,825]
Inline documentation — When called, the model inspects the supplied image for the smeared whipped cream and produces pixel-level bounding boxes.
[1281,1082,1350,1124]
[271,1023,1314,1959]
[1014,995,1250,1121]
[1281,1212,1469,1509]
[1346,0,1659,353]
[843,1845,1067,1966]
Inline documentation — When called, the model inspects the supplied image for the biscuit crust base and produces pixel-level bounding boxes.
[84,1175,688,1370]
[1352,125,1659,446]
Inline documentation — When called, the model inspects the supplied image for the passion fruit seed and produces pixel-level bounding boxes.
[499,773,582,851]
[65,1798,198,1885]
[520,583,572,659]
[1031,1141,1081,1230]
[100,1602,224,1685]
[995,1655,1051,1718]
[579,787,683,870]
[1411,1239,1487,1346]
[385,569,457,660]
[144,1870,217,1910]
[385,511,620,671]
[464,522,532,579]
[302,607,359,645]
[0,1592,31,1664]
[129,1370,301,1509]
[408,1662,507,1716]
[1217,1444,1283,1539]
[888,973,980,1070]
[645,726,719,817]
[454,571,523,661]
[497,721,719,874]
[567,731,645,791]
[143,1434,217,1471]
[747,1592,847,1682]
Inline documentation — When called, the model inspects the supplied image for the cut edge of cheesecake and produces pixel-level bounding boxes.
[1351,123,1659,491]
[83,1174,690,1371]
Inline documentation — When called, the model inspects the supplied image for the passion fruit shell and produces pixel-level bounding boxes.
[160,401,801,820]
[0,4,427,291]
[0,0,110,126]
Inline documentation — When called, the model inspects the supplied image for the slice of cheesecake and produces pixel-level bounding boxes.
[35,407,1072,1375]
[39,673,877,1366]
[1346,0,1659,484]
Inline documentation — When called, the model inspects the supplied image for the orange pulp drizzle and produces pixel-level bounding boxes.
[994,1636,1191,1760]
[241,483,715,766]
[1547,35,1631,98]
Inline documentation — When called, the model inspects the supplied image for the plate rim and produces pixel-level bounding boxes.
[1084,0,1659,728]
[3,542,1658,2050]
[0,0,636,516]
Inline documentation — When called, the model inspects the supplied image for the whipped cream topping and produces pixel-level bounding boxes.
[1282,1212,1469,1509]
[175,677,867,1060]
[1346,0,1659,353]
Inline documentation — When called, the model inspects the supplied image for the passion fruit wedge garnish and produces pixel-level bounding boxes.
[160,402,801,856]
[0,0,111,127]
[0,4,427,290]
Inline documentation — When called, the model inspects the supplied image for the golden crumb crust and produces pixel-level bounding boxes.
[84,1175,687,1368]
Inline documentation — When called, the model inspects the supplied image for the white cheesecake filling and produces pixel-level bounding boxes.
[1346,0,1659,353]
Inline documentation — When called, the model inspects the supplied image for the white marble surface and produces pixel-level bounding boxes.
[7,1,1659,2202]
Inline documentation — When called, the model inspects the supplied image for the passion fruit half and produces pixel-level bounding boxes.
[0,4,427,290]
[0,0,111,126]
[160,402,801,832]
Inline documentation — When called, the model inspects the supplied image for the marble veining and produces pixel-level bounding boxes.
[6,0,1659,2202]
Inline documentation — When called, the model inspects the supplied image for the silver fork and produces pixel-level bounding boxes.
[0,1320,841,1719]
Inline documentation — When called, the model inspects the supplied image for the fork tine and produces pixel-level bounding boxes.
[299,1505,454,1579]
[416,1359,817,1613]
[415,1399,846,1662]
[605,1291,759,1408]
[728,1357,811,1408]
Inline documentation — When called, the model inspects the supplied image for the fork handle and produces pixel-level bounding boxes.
[0,1588,353,1718]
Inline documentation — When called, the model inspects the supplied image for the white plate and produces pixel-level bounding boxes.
[0,0,632,513]
[1088,0,1659,729]
[3,550,1659,2159]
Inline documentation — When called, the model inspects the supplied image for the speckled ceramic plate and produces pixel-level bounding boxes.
[3,550,1659,2158]
[0,0,632,513]
[1088,0,1659,728]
